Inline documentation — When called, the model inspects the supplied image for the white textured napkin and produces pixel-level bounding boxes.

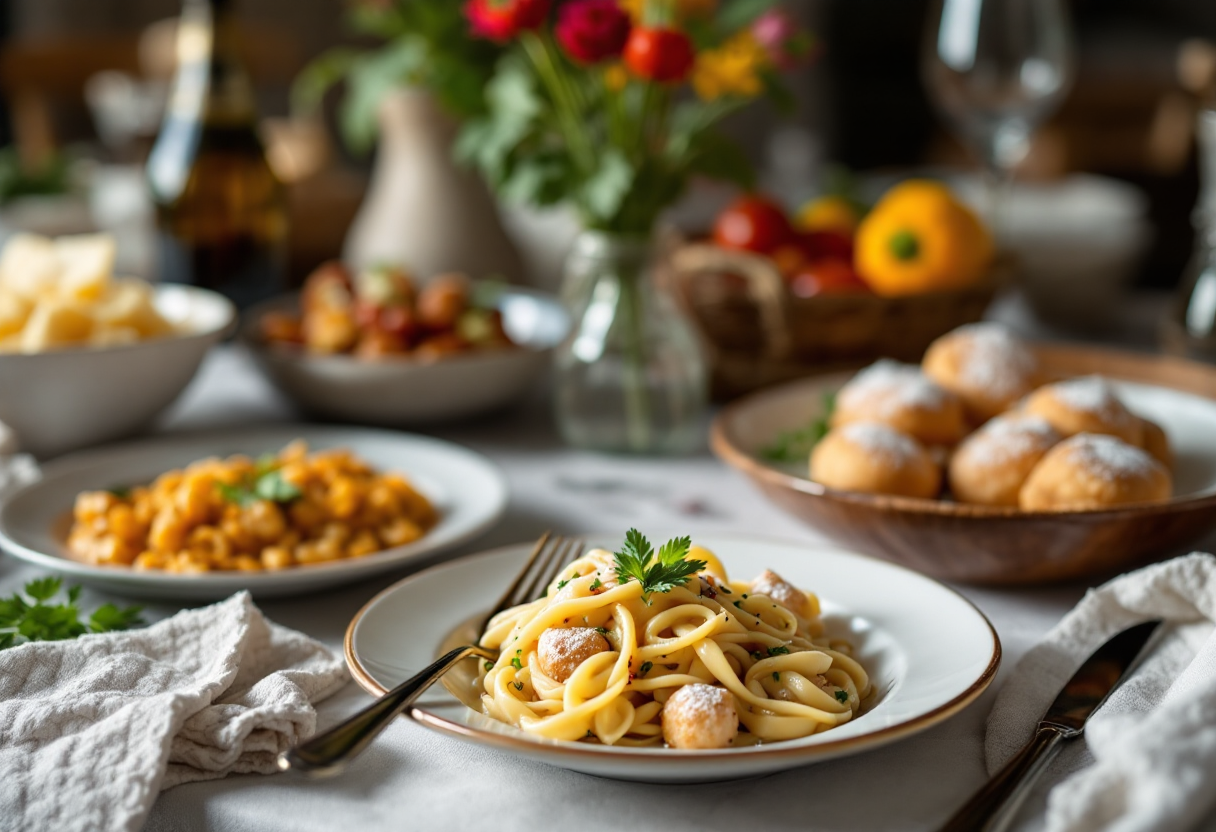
[986,552,1216,832]
[0,592,349,832]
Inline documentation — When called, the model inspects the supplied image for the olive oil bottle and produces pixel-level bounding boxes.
[146,0,287,308]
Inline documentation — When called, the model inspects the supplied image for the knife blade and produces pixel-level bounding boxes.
[938,619,1162,832]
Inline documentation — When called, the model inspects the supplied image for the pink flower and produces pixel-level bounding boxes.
[465,0,552,42]
[556,0,632,64]
[751,8,815,69]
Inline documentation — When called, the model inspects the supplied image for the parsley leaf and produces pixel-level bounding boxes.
[772,672,781,682]
[638,661,653,678]
[216,466,302,508]
[768,645,790,656]
[0,578,143,649]
[835,689,849,703]
[612,530,706,602]
[484,660,494,671]
[760,392,837,463]
[589,577,603,591]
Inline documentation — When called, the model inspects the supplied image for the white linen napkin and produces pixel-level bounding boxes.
[985,552,1216,832]
[0,592,349,832]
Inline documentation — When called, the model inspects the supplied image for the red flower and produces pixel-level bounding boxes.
[556,0,631,65]
[622,26,695,83]
[464,0,552,42]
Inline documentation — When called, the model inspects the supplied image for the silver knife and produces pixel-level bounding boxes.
[938,619,1162,832]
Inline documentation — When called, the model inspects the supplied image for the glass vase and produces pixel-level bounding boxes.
[554,231,708,454]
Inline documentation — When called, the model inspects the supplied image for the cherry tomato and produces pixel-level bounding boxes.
[712,196,794,254]
[623,27,695,83]
[803,230,854,263]
[789,260,870,297]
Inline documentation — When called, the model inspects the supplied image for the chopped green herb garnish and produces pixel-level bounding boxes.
[589,577,603,591]
[742,593,748,599]
[759,391,837,463]
[215,467,301,507]
[556,579,570,591]
[718,585,732,594]
[835,689,849,703]
[484,660,494,671]
[638,661,653,677]
[512,681,524,691]
[613,530,707,603]
[750,650,764,660]
[510,656,522,670]
[0,577,143,649]
[595,627,609,635]
[733,600,743,609]
[768,645,790,656]
[772,672,780,682]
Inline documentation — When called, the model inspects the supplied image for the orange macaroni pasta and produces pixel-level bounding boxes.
[67,441,438,572]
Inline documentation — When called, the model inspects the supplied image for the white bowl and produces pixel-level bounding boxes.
[0,284,235,459]
[241,284,568,425]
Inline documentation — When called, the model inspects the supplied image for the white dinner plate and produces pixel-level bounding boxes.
[346,534,1001,783]
[0,426,508,600]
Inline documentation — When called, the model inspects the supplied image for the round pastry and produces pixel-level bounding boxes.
[810,422,941,499]
[1019,433,1172,511]
[832,360,968,446]
[1138,417,1173,470]
[923,323,1041,422]
[948,414,1061,506]
[1022,376,1144,447]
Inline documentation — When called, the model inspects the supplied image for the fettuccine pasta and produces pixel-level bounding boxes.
[478,536,871,749]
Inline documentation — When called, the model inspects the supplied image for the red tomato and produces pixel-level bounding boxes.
[803,229,854,262]
[713,196,794,254]
[623,27,695,83]
[789,260,870,297]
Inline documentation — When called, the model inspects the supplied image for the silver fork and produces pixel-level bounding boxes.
[278,532,583,777]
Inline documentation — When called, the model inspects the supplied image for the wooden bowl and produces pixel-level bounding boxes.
[710,344,1216,586]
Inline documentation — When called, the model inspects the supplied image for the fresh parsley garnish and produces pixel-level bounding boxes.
[555,578,570,591]
[733,600,743,609]
[613,530,707,602]
[215,467,302,508]
[510,650,523,670]
[484,660,494,671]
[768,645,790,656]
[772,672,780,682]
[595,627,609,635]
[835,689,849,703]
[0,578,143,649]
[512,681,524,691]
[589,577,602,591]
[638,661,653,678]
[750,650,764,660]
[760,392,837,463]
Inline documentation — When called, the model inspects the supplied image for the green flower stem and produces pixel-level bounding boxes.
[520,32,595,179]
[618,262,652,452]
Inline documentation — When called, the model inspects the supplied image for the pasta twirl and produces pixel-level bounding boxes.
[477,538,871,748]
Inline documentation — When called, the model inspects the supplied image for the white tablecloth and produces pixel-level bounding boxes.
[0,344,1204,832]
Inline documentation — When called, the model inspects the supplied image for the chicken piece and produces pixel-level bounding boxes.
[662,684,738,749]
[535,627,610,683]
[750,569,809,617]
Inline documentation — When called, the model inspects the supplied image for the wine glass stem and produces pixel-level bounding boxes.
[984,166,1013,249]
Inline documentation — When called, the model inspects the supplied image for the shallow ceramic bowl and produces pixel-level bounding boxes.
[0,285,235,459]
[241,284,568,425]
[711,344,1216,586]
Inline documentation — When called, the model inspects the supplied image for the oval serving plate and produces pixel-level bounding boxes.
[0,425,507,600]
[346,534,1000,783]
[712,344,1216,585]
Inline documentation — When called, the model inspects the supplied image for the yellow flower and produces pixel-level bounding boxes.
[691,31,768,101]
[604,63,629,92]
[620,0,717,24]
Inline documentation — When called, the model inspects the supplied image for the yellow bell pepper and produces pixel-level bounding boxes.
[854,180,994,296]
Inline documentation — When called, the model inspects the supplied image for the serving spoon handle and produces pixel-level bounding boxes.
[279,644,496,777]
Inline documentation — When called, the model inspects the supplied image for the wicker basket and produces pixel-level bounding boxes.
[667,243,1005,400]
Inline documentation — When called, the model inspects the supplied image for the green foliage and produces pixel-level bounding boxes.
[613,529,707,602]
[292,0,502,154]
[0,578,143,649]
[0,147,70,206]
[760,392,837,463]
